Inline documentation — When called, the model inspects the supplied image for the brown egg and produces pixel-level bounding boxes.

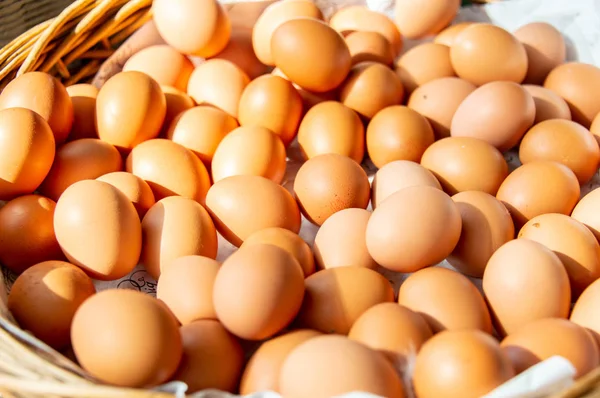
[241,227,315,277]
[212,27,270,79]
[366,105,434,168]
[279,335,405,398]
[96,71,166,152]
[271,18,351,93]
[126,139,211,204]
[496,161,580,229]
[434,22,476,46]
[166,106,239,166]
[123,45,194,91]
[173,320,244,393]
[520,119,600,184]
[296,267,394,334]
[153,0,230,57]
[71,289,182,387]
[297,101,364,163]
[7,260,95,349]
[484,239,571,337]
[449,191,514,278]
[348,303,433,363]
[571,279,600,346]
[314,208,376,270]
[211,126,286,184]
[293,154,370,226]
[407,77,476,139]
[238,75,303,147]
[271,68,338,113]
[414,330,514,398]
[96,172,155,219]
[395,43,455,94]
[340,62,405,120]
[0,195,63,274]
[39,139,122,201]
[0,71,73,143]
[205,175,301,247]
[399,267,492,333]
[592,112,600,146]
[450,24,528,86]
[329,6,403,56]
[451,81,536,151]
[514,22,566,85]
[66,84,98,140]
[345,31,394,66]
[367,186,461,272]
[518,213,600,298]
[141,196,217,280]
[395,0,460,39]
[213,244,304,340]
[572,188,600,242]
[0,108,55,200]
[371,160,442,209]
[159,86,195,137]
[241,329,322,394]
[523,84,572,124]
[420,137,508,195]
[544,62,600,128]
[501,318,598,379]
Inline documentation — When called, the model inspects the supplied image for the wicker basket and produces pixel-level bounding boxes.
[0,0,599,397]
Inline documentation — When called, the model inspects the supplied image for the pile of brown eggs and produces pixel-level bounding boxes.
[2,0,600,396]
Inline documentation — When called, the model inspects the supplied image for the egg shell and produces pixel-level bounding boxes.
[213,244,305,340]
[448,191,514,278]
[237,75,303,147]
[71,289,182,387]
[398,267,492,333]
[0,195,63,274]
[483,239,571,337]
[295,267,394,334]
[395,0,460,39]
[591,112,600,146]
[241,227,315,277]
[450,24,528,86]
[0,71,73,144]
[126,139,211,204]
[514,22,566,85]
[66,84,98,141]
[205,175,301,247]
[329,6,403,56]
[211,126,287,184]
[345,31,394,66]
[166,106,239,166]
[366,186,461,273]
[96,71,166,152]
[348,303,433,362]
[523,84,572,124]
[571,278,600,347]
[313,208,376,270]
[271,18,351,93]
[153,0,230,57]
[159,86,195,137]
[572,188,600,242]
[407,77,476,140]
[519,119,600,184]
[544,62,600,128]
[123,45,194,91]
[7,260,95,349]
[340,62,404,120]
[501,318,598,379]
[96,171,156,219]
[0,108,55,200]
[434,22,476,46]
[496,161,580,230]
[395,43,455,95]
[413,329,514,398]
[518,213,600,298]
[366,105,434,168]
[251,0,324,66]
[212,27,270,79]
[173,320,244,393]
[279,335,405,398]
[271,68,338,113]
[371,160,442,209]
[187,59,250,119]
[240,329,322,394]
[297,101,364,163]
[293,153,370,226]
[39,138,123,201]
[141,196,217,281]
[420,137,508,196]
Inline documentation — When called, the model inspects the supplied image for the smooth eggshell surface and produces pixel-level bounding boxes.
[571,278,600,346]
[514,22,566,85]
[345,31,394,66]
[395,43,455,95]
[159,86,195,137]
[572,187,600,242]
[123,45,194,91]
[66,83,98,141]
[522,84,572,124]
[395,0,460,39]
[212,27,270,79]
[96,172,156,219]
